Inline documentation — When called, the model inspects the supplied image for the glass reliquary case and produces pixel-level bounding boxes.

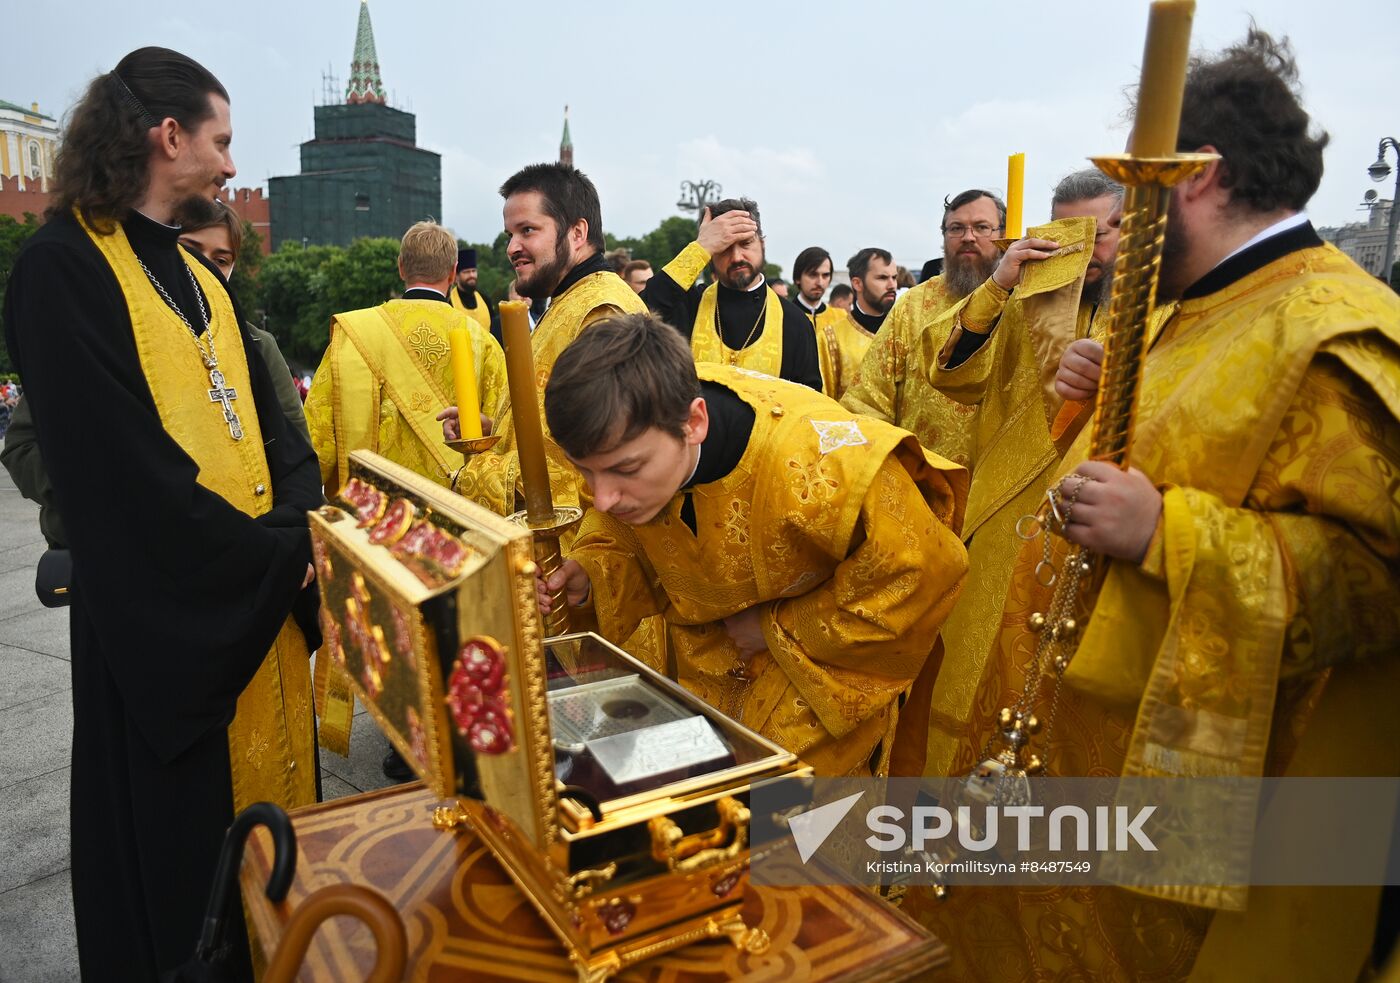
[309,451,811,982]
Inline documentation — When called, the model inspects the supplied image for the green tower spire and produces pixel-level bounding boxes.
[345,0,385,105]
[559,105,573,167]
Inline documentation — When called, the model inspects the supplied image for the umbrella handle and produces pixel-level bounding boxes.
[263,884,407,983]
[195,801,298,959]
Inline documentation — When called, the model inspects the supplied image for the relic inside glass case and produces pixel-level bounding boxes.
[544,635,786,810]
[310,451,811,982]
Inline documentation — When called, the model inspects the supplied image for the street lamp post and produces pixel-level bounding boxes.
[677,179,723,233]
[1367,137,1400,287]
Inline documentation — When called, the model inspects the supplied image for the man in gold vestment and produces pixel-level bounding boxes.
[538,313,970,776]
[304,220,507,776]
[904,31,1400,982]
[450,163,646,516]
[305,221,507,497]
[644,199,823,390]
[2,48,321,977]
[840,189,1006,469]
[917,169,1124,777]
[790,245,868,399]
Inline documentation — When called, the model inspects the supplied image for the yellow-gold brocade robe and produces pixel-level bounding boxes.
[840,275,978,469]
[303,296,507,751]
[917,217,1109,777]
[904,240,1400,982]
[304,298,507,497]
[449,283,492,331]
[804,302,873,400]
[79,215,317,815]
[569,365,970,776]
[454,269,645,516]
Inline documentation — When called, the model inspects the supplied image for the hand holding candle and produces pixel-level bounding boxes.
[498,300,554,522]
[1005,152,1025,239]
[448,328,483,440]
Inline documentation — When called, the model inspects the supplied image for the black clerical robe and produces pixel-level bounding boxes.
[2,209,322,980]
[644,250,823,391]
[849,300,888,334]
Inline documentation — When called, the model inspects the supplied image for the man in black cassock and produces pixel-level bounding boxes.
[448,246,493,329]
[643,198,823,390]
[2,48,321,979]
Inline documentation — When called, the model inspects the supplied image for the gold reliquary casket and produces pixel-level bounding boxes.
[309,451,811,981]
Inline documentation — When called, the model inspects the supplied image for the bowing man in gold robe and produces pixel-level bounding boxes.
[644,198,823,391]
[305,221,507,498]
[916,170,1124,777]
[840,189,1008,469]
[538,313,970,777]
[905,30,1400,981]
[450,163,646,516]
[448,246,492,331]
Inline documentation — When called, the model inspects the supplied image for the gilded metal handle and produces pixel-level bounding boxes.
[649,797,749,873]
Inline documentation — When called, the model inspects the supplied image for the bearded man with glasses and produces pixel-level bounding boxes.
[914,169,1128,778]
[841,188,1006,469]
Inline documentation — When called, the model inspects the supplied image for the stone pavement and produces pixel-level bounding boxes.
[0,471,395,982]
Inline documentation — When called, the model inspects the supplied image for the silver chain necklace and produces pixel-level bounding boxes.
[137,257,244,441]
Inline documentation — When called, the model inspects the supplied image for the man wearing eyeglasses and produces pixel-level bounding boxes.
[841,189,1006,470]
[907,169,1123,778]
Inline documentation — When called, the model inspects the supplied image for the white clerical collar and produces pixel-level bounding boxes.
[135,208,181,230]
[682,444,702,488]
[854,297,881,318]
[1216,212,1309,268]
[746,274,766,292]
[795,295,821,313]
[405,285,447,297]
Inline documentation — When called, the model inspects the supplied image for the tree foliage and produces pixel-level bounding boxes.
[605,216,702,272]
[0,213,41,374]
[227,220,263,320]
[252,237,400,368]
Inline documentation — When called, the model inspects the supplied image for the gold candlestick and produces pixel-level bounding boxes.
[505,505,583,638]
[445,433,502,457]
[921,0,1216,905]
[987,1,1216,783]
[497,299,579,636]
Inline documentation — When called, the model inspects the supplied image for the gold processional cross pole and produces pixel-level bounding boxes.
[976,0,1219,791]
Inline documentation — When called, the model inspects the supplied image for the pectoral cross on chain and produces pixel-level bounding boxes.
[207,365,244,440]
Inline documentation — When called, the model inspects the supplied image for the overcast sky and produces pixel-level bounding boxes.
[6,1,1397,272]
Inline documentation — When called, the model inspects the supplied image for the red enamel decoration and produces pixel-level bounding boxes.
[468,700,514,754]
[447,637,514,754]
[361,659,383,699]
[711,870,743,898]
[445,673,484,735]
[340,477,387,528]
[390,521,472,579]
[406,707,428,767]
[391,607,416,667]
[368,498,414,545]
[597,898,636,935]
[312,539,334,581]
[458,638,504,694]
